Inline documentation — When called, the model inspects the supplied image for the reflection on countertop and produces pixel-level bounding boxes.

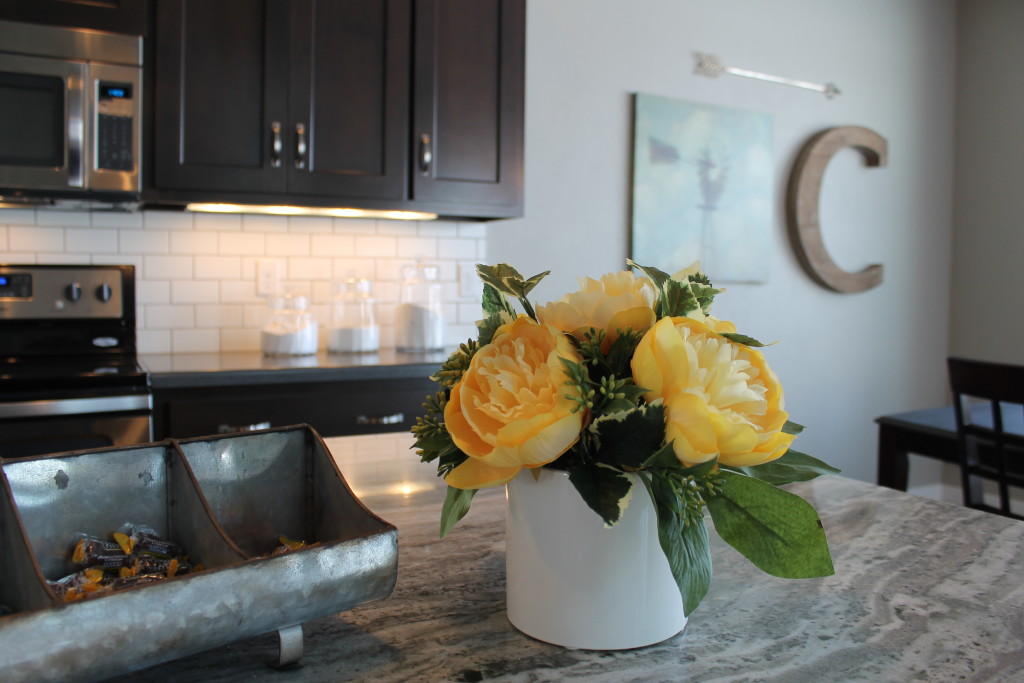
[141,349,452,388]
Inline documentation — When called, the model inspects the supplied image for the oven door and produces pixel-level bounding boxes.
[0,396,152,459]
[0,53,85,192]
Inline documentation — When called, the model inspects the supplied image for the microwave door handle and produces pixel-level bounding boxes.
[66,65,86,188]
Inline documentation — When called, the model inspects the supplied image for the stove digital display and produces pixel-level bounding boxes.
[0,273,32,299]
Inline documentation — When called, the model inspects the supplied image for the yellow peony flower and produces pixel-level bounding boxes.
[537,271,656,351]
[631,316,794,468]
[444,315,585,489]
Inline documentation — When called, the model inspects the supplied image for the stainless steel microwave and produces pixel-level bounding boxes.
[0,20,142,206]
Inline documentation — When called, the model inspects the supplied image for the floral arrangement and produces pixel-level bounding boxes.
[413,262,837,615]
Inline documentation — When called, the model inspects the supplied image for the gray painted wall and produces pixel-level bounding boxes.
[488,0,958,488]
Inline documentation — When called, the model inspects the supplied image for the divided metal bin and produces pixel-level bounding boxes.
[0,425,398,683]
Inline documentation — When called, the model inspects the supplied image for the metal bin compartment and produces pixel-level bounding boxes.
[0,425,398,682]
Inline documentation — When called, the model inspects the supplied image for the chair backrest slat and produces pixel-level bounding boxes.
[947,357,1024,520]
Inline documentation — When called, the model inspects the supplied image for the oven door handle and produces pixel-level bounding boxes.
[0,395,152,419]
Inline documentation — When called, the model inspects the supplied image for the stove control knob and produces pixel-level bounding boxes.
[65,282,82,302]
[96,283,113,302]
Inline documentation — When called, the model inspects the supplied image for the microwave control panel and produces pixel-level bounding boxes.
[96,82,135,172]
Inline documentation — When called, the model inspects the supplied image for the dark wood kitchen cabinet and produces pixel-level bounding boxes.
[153,375,436,440]
[411,0,525,212]
[0,0,147,34]
[153,0,409,201]
[149,0,524,219]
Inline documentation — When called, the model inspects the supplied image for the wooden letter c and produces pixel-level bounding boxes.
[786,126,887,293]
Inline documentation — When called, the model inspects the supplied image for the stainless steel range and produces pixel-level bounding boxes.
[0,264,151,458]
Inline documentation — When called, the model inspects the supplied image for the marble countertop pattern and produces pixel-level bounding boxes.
[107,432,1024,682]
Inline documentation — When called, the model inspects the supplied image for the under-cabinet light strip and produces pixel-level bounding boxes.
[186,203,438,221]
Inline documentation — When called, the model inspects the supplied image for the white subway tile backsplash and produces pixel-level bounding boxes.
[137,280,170,304]
[194,213,242,232]
[194,255,241,279]
[143,211,194,230]
[137,329,171,354]
[220,328,260,352]
[219,231,265,255]
[267,233,310,256]
[311,234,355,256]
[66,228,117,253]
[35,211,90,227]
[288,216,332,233]
[0,209,37,226]
[457,221,488,238]
[220,279,259,303]
[438,238,477,260]
[9,208,485,353]
[331,258,374,280]
[196,304,243,328]
[241,215,281,233]
[9,226,63,252]
[121,229,170,254]
[170,230,219,254]
[145,255,192,279]
[333,217,376,234]
[172,280,220,304]
[92,211,143,229]
[353,235,397,257]
[286,256,332,280]
[147,305,195,329]
[171,329,219,353]
[0,251,35,263]
[37,253,90,265]
[397,237,438,259]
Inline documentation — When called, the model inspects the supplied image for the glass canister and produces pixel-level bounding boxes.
[395,262,445,352]
[328,278,380,353]
[261,290,318,356]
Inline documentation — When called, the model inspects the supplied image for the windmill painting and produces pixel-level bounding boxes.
[631,94,772,283]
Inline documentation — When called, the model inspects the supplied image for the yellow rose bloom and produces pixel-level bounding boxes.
[631,316,794,468]
[537,271,656,351]
[444,315,584,489]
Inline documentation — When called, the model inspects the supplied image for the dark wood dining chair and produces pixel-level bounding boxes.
[947,357,1024,520]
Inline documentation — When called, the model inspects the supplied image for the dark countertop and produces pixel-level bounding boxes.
[141,349,451,389]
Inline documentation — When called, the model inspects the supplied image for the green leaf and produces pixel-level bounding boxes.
[782,420,805,435]
[727,450,840,486]
[626,259,672,289]
[568,465,634,526]
[719,332,768,347]
[475,311,507,346]
[640,471,712,616]
[440,486,477,538]
[705,471,834,579]
[589,403,665,469]
[475,263,549,300]
[643,441,681,469]
[660,278,700,318]
[481,282,513,317]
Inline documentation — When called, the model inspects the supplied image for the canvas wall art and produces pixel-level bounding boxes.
[631,94,773,283]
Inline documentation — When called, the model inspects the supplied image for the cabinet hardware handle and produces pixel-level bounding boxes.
[295,123,307,169]
[217,421,271,434]
[356,412,404,426]
[270,121,283,168]
[419,134,432,175]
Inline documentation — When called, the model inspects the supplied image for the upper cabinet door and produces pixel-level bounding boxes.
[287,0,410,201]
[153,0,289,194]
[0,0,147,34]
[411,0,525,214]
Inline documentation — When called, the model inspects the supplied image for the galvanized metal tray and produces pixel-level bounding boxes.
[0,425,398,682]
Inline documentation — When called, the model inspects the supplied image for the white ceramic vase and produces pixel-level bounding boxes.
[505,468,687,650]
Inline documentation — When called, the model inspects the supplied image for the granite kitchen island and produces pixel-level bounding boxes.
[106,431,1024,682]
